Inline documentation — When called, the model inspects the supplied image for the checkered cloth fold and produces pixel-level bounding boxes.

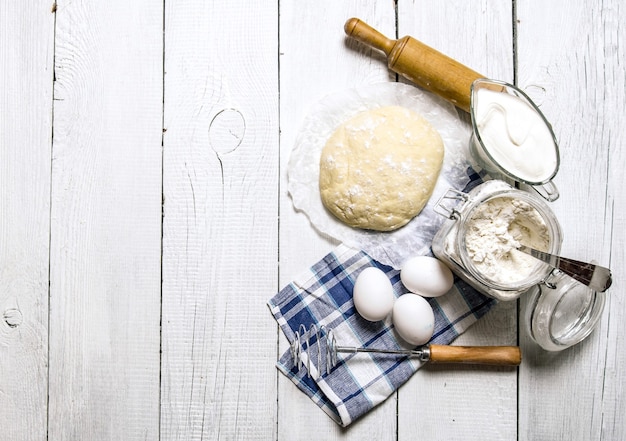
[268,168,494,426]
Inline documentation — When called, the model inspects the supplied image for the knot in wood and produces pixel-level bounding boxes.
[3,308,23,328]
[209,108,246,154]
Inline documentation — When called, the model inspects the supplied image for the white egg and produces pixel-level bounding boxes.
[392,294,435,346]
[352,266,395,322]
[400,255,454,297]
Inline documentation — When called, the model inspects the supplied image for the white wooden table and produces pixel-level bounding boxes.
[1,1,624,439]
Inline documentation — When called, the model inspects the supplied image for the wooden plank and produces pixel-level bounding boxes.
[161,1,279,439]
[602,1,626,435]
[602,1,626,433]
[0,1,54,440]
[48,1,163,439]
[517,1,625,439]
[396,2,518,440]
[277,2,398,438]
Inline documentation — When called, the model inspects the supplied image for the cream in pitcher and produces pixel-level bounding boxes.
[470,79,560,201]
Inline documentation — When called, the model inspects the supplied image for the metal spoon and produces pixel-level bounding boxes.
[517,245,612,292]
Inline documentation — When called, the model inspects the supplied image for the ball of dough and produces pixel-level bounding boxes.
[319,106,444,231]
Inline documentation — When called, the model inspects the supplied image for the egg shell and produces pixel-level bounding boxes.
[392,294,435,346]
[352,266,395,322]
[400,255,454,297]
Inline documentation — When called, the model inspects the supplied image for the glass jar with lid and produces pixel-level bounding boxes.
[525,271,606,351]
[431,179,606,351]
[432,179,561,301]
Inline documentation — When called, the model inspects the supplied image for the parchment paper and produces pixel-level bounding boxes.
[287,82,474,269]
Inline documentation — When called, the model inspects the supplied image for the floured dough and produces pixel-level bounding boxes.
[319,105,444,231]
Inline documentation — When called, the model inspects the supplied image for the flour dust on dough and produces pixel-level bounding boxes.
[319,105,445,231]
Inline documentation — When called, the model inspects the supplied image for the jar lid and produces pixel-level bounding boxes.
[469,79,560,201]
[527,270,606,351]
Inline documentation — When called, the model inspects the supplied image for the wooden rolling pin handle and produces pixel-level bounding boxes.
[429,345,522,366]
[344,17,395,55]
[344,17,485,112]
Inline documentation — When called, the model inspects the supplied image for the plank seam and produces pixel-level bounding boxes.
[47,3,59,440]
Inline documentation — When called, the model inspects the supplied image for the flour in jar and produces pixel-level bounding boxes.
[464,196,550,285]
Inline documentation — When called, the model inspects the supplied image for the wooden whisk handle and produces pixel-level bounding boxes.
[429,344,522,366]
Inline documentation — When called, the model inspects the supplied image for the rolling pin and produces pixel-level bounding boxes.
[344,17,485,113]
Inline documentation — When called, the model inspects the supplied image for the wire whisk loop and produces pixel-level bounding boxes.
[290,324,430,379]
[290,324,337,379]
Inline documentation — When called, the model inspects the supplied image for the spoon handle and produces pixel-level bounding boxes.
[518,245,612,292]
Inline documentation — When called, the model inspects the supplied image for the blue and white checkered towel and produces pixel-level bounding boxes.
[268,244,495,426]
[269,168,494,426]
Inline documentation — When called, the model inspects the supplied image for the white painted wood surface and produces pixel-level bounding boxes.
[48,0,163,439]
[0,1,624,440]
[0,2,53,440]
[162,1,278,439]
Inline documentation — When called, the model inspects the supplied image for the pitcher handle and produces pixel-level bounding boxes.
[532,180,559,202]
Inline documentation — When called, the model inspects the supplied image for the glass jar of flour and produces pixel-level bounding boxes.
[432,180,561,301]
[432,179,606,350]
